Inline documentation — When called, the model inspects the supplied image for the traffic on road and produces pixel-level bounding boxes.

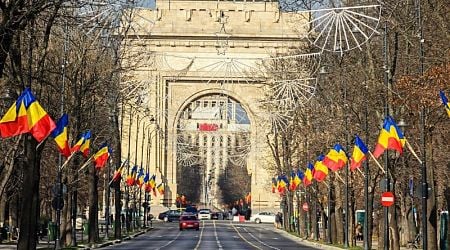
[102,220,320,250]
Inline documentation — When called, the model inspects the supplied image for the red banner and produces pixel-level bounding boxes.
[198,123,219,131]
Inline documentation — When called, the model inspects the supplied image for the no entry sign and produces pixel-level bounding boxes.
[381,192,395,207]
[302,202,309,212]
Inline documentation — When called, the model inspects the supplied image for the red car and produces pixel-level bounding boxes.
[179,214,200,231]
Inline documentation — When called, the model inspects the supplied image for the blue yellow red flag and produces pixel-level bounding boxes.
[313,155,328,182]
[439,90,450,117]
[0,88,56,141]
[126,165,138,186]
[157,183,165,195]
[350,136,369,171]
[323,144,348,171]
[373,116,406,158]
[80,130,91,158]
[93,143,111,169]
[51,114,71,158]
[303,163,314,187]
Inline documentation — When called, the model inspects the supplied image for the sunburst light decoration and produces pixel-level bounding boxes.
[194,56,263,84]
[75,1,154,38]
[301,5,381,54]
[268,78,318,109]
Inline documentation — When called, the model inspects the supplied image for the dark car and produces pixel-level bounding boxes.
[211,212,219,220]
[159,210,181,222]
[179,214,200,231]
[185,205,198,214]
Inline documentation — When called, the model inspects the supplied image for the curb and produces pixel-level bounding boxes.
[276,229,343,250]
[94,227,153,249]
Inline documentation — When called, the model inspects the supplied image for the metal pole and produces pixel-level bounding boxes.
[56,21,68,250]
[364,83,370,250]
[134,115,140,229]
[344,80,349,248]
[327,183,332,244]
[383,21,391,250]
[104,161,111,240]
[314,182,319,241]
[414,0,427,248]
[125,105,132,232]
[139,124,147,228]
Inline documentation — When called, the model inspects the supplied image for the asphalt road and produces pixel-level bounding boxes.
[103,220,320,250]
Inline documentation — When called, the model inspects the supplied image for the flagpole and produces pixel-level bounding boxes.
[405,140,423,164]
[363,84,370,250]
[78,155,94,172]
[368,151,386,174]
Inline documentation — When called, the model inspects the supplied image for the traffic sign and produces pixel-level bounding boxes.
[381,192,395,207]
[302,202,309,212]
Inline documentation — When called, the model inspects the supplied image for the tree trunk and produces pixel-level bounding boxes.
[88,165,99,244]
[17,137,40,250]
[61,177,72,246]
[111,105,122,239]
[389,202,400,250]
[426,148,438,250]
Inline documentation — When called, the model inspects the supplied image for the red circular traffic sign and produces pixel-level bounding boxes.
[302,202,309,212]
[381,192,395,207]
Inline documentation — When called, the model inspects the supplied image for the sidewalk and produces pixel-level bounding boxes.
[0,227,152,250]
[277,229,410,250]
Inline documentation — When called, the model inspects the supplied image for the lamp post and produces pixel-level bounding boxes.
[363,82,370,250]
[143,116,156,228]
[125,105,133,232]
[382,21,391,250]
[56,22,68,249]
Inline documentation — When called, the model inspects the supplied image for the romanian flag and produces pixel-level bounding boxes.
[136,168,145,187]
[439,90,450,117]
[80,130,91,158]
[157,183,165,195]
[296,170,304,185]
[149,175,156,189]
[293,170,301,188]
[51,114,71,158]
[0,88,56,142]
[150,175,157,196]
[110,164,125,187]
[373,116,406,158]
[323,144,348,171]
[71,131,86,153]
[143,173,152,193]
[350,136,369,171]
[126,165,138,186]
[277,175,288,193]
[93,143,111,169]
[271,178,277,193]
[313,155,328,182]
[303,163,314,187]
[289,172,296,191]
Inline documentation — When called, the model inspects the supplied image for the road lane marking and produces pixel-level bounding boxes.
[213,220,223,250]
[243,227,281,250]
[230,221,262,250]
[194,220,205,250]
[155,230,182,250]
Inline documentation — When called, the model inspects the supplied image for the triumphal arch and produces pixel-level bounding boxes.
[123,0,311,212]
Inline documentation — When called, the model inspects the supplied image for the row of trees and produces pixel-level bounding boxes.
[264,0,449,249]
[0,1,151,248]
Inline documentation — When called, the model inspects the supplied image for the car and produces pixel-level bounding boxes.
[250,212,276,224]
[179,214,200,231]
[198,209,211,220]
[211,212,219,220]
[185,205,198,214]
[158,210,181,222]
